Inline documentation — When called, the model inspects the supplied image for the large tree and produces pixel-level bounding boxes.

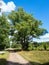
[0,14,10,50]
[8,8,46,50]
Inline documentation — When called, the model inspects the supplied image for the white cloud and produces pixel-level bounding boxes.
[40,33,49,39]
[33,38,49,43]
[33,33,49,42]
[0,0,16,12]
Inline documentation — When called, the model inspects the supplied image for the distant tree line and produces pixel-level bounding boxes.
[28,42,49,51]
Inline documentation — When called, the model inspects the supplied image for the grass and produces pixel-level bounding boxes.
[0,51,9,65]
[18,51,49,65]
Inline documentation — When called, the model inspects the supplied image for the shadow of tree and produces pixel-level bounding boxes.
[0,59,7,65]
[42,62,49,65]
[0,59,30,65]
[7,61,31,65]
[30,61,49,65]
[30,62,41,65]
[0,59,49,65]
[6,48,22,52]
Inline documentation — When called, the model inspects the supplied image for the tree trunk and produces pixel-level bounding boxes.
[21,36,29,50]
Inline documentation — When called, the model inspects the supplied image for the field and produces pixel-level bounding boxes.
[0,51,9,65]
[18,51,49,65]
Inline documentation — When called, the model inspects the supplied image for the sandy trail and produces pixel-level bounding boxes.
[7,52,31,65]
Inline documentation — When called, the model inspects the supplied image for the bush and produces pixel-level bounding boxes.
[0,44,5,50]
[28,43,35,50]
[11,43,22,49]
[36,43,49,51]
[37,46,44,51]
[41,43,48,50]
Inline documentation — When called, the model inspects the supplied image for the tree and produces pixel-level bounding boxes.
[0,14,10,50]
[8,7,46,50]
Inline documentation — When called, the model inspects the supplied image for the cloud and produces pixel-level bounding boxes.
[33,33,49,42]
[40,33,49,39]
[0,0,16,12]
[33,38,49,43]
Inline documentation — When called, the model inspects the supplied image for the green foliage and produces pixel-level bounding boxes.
[0,14,10,50]
[11,43,17,48]
[11,43,22,49]
[37,44,44,50]
[41,42,49,50]
[28,43,34,50]
[35,42,49,50]
[8,7,46,50]
[0,52,9,65]
[0,7,47,51]
[28,42,49,51]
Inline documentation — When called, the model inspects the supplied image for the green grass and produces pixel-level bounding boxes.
[18,51,49,65]
[0,51,9,65]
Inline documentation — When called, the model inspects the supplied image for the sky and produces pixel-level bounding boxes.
[0,0,49,42]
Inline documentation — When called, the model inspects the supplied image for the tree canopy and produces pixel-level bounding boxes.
[8,7,46,50]
[0,14,10,50]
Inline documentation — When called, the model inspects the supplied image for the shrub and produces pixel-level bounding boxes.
[28,43,35,50]
[0,44,5,50]
[11,43,22,49]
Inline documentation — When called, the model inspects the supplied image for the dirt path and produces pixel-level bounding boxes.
[7,52,31,65]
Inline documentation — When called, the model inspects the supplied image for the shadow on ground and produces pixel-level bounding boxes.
[6,48,22,52]
[0,59,30,65]
[30,62,49,65]
[0,59,7,65]
[0,59,49,65]
[7,61,31,65]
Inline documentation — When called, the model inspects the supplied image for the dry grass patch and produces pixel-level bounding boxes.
[18,51,49,64]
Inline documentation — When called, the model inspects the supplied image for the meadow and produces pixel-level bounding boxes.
[18,51,49,65]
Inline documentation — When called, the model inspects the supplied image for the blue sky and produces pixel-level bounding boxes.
[1,0,49,42]
[4,0,49,32]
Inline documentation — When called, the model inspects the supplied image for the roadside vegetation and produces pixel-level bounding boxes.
[18,51,49,65]
[11,42,49,51]
[0,51,9,65]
